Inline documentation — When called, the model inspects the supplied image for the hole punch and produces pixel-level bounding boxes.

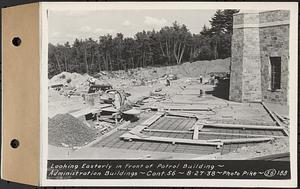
[12,37,22,46]
[10,139,20,149]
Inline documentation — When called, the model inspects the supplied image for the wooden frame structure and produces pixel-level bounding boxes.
[120,111,288,149]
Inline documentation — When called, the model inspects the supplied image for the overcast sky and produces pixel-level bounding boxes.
[48,9,216,45]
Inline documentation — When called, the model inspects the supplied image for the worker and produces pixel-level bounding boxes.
[165,78,170,86]
[200,75,203,84]
[211,75,215,85]
[199,89,203,97]
[82,94,86,103]
[88,78,96,86]
[114,92,122,110]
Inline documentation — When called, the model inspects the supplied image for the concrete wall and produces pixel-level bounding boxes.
[229,10,289,104]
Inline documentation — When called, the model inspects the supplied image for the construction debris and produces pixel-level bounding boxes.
[48,57,289,160]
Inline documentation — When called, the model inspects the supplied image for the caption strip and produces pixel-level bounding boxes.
[47,160,290,179]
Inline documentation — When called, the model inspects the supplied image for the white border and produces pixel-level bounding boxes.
[40,2,298,187]
[40,2,48,186]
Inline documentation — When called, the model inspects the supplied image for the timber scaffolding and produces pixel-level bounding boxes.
[88,82,289,157]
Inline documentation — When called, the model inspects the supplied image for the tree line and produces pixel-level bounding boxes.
[48,9,239,78]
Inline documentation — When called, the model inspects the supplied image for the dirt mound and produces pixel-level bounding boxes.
[48,59,230,96]
[48,113,96,147]
[92,58,231,88]
[146,58,231,79]
[111,58,230,81]
[49,71,112,93]
[49,72,82,85]
[50,72,99,86]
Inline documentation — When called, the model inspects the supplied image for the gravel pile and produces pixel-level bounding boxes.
[48,114,96,147]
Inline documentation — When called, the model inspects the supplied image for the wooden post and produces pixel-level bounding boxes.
[193,125,199,140]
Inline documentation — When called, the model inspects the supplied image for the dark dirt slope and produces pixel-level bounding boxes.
[48,114,96,147]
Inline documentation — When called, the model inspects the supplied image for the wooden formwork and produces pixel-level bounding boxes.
[119,111,288,149]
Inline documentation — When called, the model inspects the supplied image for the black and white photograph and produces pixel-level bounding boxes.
[47,7,290,160]
[42,2,297,187]
[1,1,297,188]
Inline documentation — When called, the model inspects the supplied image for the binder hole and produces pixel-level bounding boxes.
[12,37,22,46]
[10,139,20,148]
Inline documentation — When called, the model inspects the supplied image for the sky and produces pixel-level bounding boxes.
[48,9,216,45]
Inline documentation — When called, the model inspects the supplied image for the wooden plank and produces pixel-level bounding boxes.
[123,108,141,115]
[82,121,131,148]
[148,103,211,111]
[141,112,165,126]
[162,102,218,105]
[123,112,166,138]
[158,106,211,111]
[117,127,130,131]
[204,123,285,130]
[273,111,287,122]
[120,133,223,147]
[193,125,199,140]
[166,111,199,118]
[195,120,204,126]
[189,120,204,130]
[208,137,274,144]
[142,114,163,126]
[129,126,147,135]
[148,116,169,129]
[261,102,282,126]
[143,129,193,134]
[71,107,100,117]
[198,131,287,139]
[175,93,202,96]
[101,106,118,112]
[261,102,289,136]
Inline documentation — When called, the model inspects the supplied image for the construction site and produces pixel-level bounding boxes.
[48,10,290,160]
